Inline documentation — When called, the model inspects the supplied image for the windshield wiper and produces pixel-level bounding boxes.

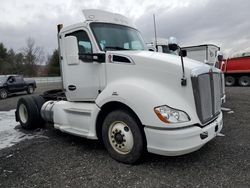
[104,46,129,51]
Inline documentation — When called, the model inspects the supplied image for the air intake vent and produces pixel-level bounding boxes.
[113,55,131,63]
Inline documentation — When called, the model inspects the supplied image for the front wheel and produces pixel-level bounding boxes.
[102,110,144,164]
[16,96,45,129]
[0,89,8,99]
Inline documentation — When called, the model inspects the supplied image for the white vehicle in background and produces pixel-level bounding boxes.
[147,40,220,66]
[182,44,220,66]
[15,10,224,164]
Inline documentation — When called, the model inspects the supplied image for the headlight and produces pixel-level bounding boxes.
[154,105,190,124]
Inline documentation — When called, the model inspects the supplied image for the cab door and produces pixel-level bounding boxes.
[61,29,103,101]
[6,76,18,92]
[14,76,26,91]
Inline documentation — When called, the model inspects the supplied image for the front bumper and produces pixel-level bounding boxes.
[144,112,223,156]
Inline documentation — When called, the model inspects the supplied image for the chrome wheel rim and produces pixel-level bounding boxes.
[108,121,134,155]
[19,104,28,123]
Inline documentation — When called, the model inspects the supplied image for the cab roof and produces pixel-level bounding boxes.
[82,9,134,28]
[60,9,135,33]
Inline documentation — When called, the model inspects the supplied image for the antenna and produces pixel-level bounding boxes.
[153,14,158,52]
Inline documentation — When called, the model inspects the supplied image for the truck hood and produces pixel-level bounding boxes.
[108,50,210,72]
[103,50,212,128]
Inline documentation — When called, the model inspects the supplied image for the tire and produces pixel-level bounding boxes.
[27,85,35,94]
[16,96,42,129]
[0,89,8,99]
[239,76,250,86]
[225,76,235,86]
[102,110,144,164]
[31,95,46,126]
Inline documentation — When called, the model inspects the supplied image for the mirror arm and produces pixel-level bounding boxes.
[78,53,105,63]
[179,47,187,86]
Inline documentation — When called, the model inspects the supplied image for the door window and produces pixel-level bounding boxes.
[14,76,23,82]
[7,76,15,83]
[65,30,92,54]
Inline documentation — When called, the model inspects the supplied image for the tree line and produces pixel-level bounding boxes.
[0,38,60,77]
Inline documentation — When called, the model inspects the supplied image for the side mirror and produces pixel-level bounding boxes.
[65,36,79,65]
[217,51,223,62]
[179,49,187,57]
[218,55,223,62]
[168,36,179,51]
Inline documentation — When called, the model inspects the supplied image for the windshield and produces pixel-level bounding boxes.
[0,76,7,84]
[90,23,146,51]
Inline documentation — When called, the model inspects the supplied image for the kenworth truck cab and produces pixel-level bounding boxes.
[15,10,223,164]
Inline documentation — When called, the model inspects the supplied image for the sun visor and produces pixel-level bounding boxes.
[82,9,135,28]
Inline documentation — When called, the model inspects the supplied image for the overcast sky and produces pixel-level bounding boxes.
[0,0,249,57]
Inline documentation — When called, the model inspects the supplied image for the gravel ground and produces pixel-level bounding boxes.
[0,86,249,188]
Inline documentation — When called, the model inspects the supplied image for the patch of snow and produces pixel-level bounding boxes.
[0,110,48,150]
[6,154,13,158]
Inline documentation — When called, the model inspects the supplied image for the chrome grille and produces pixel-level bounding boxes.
[192,68,222,125]
[213,73,222,115]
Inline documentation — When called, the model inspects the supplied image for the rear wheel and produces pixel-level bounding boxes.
[27,85,35,94]
[225,76,235,86]
[31,95,46,126]
[0,89,8,99]
[102,110,144,164]
[16,96,45,129]
[239,76,250,86]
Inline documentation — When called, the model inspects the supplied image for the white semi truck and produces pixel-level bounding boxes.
[182,44,221,66]
[15,10,224,164]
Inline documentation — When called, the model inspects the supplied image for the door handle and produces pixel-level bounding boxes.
[68,85,76,91]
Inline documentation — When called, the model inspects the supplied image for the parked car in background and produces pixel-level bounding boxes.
[0,75,36,99]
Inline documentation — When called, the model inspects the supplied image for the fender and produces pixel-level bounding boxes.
[96,78,199,129]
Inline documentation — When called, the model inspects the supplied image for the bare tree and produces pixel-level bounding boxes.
[22,38,44,76]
